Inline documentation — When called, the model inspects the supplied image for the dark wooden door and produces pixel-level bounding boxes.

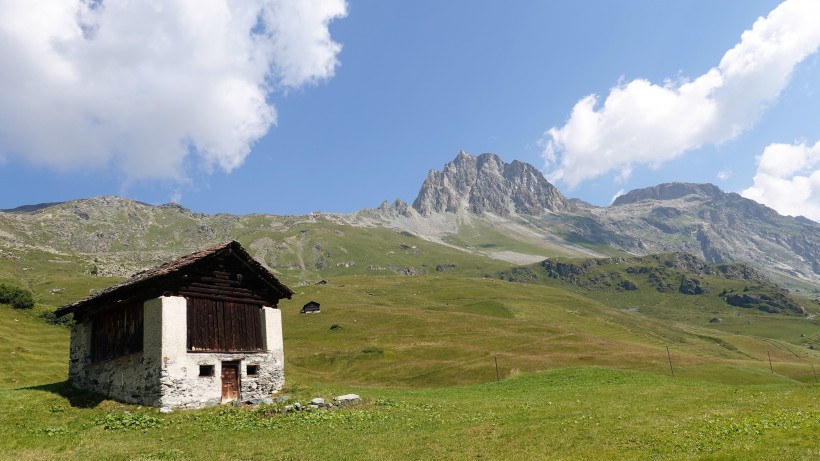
[221,362,240,403]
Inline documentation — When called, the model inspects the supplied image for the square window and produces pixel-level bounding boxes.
[246,365,259,376]
[199,364,215,377]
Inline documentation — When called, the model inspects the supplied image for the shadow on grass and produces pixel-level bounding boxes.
[20,381,107,408]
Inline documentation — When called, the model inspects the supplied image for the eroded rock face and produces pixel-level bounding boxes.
[412,151,569,216]
[589,183,820,283]
[612,183,723,206]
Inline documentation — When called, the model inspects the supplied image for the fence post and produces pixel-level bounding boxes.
[666,345,674,377]
[494,355,500,382]
[768,351,773,374]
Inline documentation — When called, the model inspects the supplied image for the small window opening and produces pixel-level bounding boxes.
[246,365,259,376]
[199,364,215,377]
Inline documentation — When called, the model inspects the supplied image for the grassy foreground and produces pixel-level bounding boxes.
[1,273,818,460]
[0,368,818,460]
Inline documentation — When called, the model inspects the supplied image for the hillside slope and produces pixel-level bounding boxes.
[1,151,818,306]
[0,197,515,307]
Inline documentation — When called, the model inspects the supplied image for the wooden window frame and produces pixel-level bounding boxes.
[199,364,215,377]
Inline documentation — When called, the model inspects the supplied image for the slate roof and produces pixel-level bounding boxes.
[56,241,292,317]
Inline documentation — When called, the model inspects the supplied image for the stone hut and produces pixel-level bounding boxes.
[300,301,321,314]
[55,241,293,410]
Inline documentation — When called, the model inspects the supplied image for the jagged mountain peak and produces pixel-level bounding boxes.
[412,151,569,216]
[612,183,724,206]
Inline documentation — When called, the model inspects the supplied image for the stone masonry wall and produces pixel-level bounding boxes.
[157,297,285,410]
[159,351,284,410]
[67,297,285,409]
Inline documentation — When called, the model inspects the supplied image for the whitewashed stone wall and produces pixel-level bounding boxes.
[68,296,285,409]
[159,351,284,409]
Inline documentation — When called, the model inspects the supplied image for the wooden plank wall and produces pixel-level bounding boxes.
[91,300,144,362]
[175,267,272,306]
[186,297,263,352]
[182,264,266,352]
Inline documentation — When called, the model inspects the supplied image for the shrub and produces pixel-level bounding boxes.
[39,310,75,327]
[0,283,35,309]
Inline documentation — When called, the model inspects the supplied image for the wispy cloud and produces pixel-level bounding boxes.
[742,141,820,221]
[609,189,625,205]
[0,0,347,181]
[541,0,820,188]
[716,170,731,181]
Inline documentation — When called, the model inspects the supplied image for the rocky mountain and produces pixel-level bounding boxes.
[393,152,820,287]
[612,183,723,205]
[412,151,570,216]
[589,183,820,285]
[1,151,818,297]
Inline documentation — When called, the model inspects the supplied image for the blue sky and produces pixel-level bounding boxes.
[1,1,819,219]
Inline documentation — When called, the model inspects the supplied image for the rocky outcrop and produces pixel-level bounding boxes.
[377,199,416,218]
[679,277,707,295]
[724,292,805,315]
[536,252,806,315]
[412,151,569,216]
[590,183,820,283]
[612,183,723,206]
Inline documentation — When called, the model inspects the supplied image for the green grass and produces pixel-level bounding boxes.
[515,254,820,350]
[1,268,819,459]
[268,222,511,280]
[444,220,555,256]
[0,368,817,460]
[0,304,67,389]
[3,214,516,291]
[277,275,820,387]
[440,216,628,260]
[0,247,122,307]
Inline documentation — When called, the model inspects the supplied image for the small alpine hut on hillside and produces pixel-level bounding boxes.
[55,241,293,410]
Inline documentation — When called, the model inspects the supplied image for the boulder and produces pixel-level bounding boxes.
[333,394,361,406]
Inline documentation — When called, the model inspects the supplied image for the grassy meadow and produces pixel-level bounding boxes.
[2,366,818,461]
[1,271,819,460]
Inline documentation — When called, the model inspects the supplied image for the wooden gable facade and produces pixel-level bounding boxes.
[57,241,293,409]
[58,240,292,318]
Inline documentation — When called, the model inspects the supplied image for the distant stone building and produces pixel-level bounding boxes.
[300,301,321,314]
[56,241,293,410]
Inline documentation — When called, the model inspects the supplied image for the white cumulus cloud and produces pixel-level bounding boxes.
[0,0,347,180]
[742,141,820,221]
[541,0,820,188]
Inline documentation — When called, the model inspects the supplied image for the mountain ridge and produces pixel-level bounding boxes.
[2,151,819,289]
[386,151,820,286]
[612,183,724,206]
